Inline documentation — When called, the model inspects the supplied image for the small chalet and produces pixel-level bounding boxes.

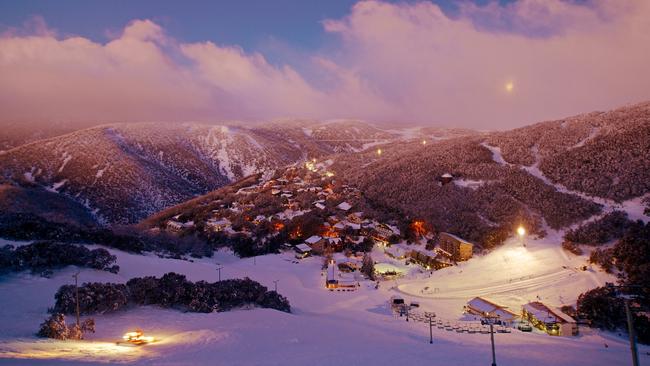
[205,218,231,232]
[166,220,184,232]
[337,201,352,211]
[326,261,359,290]
[440,173,454,185]
[372,224,394,244]
[252,215,267,225]
[305,235,325,252]
[294,243,312,259]
[166,219,194,232]
[347,212,363,224]
[522,302,578,336]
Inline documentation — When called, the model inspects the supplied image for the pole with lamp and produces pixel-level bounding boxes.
[517,226,526,247]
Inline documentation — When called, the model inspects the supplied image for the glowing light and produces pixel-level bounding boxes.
[376,148,382,156]
[517,226,526,237]
[122,330,154,345]
[325,171,334,177]
[422,140,427,145]
[0,340,141,361]
[505,81,514,93]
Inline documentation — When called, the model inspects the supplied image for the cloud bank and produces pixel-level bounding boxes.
[1,0,649,129]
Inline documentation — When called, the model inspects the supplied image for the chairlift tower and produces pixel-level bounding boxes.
[483,311,500,366]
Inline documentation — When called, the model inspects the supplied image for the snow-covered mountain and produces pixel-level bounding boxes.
[0,120,399,224]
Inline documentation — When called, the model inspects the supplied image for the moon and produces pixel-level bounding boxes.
[505,81,514,93]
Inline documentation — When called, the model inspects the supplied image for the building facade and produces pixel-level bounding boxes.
[439,232,473,261]
[521,302,578,336]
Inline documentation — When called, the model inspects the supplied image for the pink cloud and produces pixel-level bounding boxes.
[322,0,650,128]
[1,1,649,129]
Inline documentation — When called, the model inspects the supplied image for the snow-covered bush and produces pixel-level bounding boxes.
[52,273,291,315]
[0,241,118,276]
[561,241,583,256]
[53,283,129,315]
[37,313,95,340]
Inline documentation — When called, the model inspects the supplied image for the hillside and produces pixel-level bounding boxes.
[135,102,650,252]
[486,102,650,201]
[331,102,650,243]
[0,120,398,224]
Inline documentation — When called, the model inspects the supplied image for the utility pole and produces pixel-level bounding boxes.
[624,298,639,366]
[483,311,499,366]
[425,312,436,344]
[609,284,640,366]
[216,266,223,282]
[273,279,279,293]
[72,271,80,327]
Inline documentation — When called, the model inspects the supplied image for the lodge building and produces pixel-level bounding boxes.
[439,232,473,261]
[521,301,578,336]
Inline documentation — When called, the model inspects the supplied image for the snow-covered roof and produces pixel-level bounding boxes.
[523,302,574,324]
[295,244,312,252]
[314,203,326,210]
[441,173,453,178]
[467,297,517,319]
[385,246,407,257]
[346,222,361,230]
[305,235,322,244]
[207,218,231,226]
[337,202,352,211]
[441,232,473,245]
[386,224,401,235]
[327,263,337,282]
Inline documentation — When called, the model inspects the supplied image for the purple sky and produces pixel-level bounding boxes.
[0,0,649,129]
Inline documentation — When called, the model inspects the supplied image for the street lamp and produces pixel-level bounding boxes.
[517,226,526,247]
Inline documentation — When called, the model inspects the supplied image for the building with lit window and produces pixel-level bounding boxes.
[521,302,578,336]
[439,232,473,261]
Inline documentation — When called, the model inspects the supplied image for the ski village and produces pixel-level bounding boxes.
[0,154,622,365]
[1,1,650,364]
[157,157,584,338]
[1,135,649,365]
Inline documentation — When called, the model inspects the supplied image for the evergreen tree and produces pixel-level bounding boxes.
[361,253,375,280]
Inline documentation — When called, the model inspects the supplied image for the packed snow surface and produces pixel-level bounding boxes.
[0,235,648,365]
